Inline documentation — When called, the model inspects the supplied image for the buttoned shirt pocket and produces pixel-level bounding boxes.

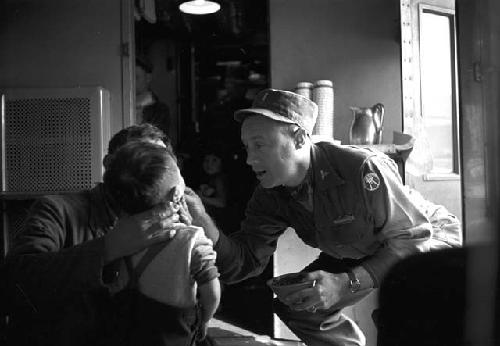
[315,184,380,259]
[317,216,373,258]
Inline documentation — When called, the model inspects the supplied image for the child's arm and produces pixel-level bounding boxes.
[197,277,221,339]
[190,229,220,339]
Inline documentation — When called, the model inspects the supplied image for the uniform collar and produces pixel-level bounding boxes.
[283,165,311,195]
[310,142,345,191]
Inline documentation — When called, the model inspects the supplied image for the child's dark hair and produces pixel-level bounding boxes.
[107,123,173,155]
[104,140,178,215]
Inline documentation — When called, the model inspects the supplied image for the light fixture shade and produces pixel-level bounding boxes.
[179,0,220,15]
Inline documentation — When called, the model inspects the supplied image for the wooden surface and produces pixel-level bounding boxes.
[208,318,305,346]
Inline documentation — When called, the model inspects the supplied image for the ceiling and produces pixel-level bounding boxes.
[136,0,269,72]
[150,0,268,45]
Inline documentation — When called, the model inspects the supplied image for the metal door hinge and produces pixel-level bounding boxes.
[473,61,482,82]
[121,42,130,57]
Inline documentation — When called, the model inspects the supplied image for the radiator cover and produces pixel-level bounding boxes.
[1,87,110,194]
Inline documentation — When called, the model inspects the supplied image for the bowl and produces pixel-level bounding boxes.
[266,272,314,299]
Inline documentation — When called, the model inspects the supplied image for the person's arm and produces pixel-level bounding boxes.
[287,154,437,312]
[358,154,436,288]
[404,187,462,249]
[197,278,221,340]
[185,186,288,283]
[3,197,113,313]
[184,187,220,243]
[4,196,181,314]
[190,231,220,340]
[214,188,290,282]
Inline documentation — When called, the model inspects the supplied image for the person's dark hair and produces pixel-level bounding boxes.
[136,57,153,74]
[142,102,171,136]
[104,140,179,215]
[107,123,172,155]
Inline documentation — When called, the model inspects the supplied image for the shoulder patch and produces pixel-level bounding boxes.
[363,172,380,191]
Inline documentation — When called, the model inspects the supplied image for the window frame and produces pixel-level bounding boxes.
[401,0,460,181]
[418,4,460,177]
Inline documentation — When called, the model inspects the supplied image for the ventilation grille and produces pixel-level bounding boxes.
[1,87,110,194]
[5,98,92,192]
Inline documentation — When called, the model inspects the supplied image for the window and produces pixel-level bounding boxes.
[419,6,459,175]
[400,0,461,237]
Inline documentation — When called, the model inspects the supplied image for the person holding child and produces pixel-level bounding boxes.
[2,124,219,346]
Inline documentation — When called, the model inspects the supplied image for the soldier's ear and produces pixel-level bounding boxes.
[293,127,307,149]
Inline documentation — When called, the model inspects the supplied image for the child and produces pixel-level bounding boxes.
[104,140,220,345]
[198,151,232,231]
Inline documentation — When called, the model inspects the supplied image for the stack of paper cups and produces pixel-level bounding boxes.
[311,80,334,139]
[294,82,313,100]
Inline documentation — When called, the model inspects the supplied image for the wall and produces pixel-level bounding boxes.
[270,0,402,145]
[148,39,179,147]
[269,1,401,344]
[0,0,132,137]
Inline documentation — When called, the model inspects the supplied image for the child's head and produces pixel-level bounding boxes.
[202,152,223,176]
[104,140,184,215]
[107,123,172,156]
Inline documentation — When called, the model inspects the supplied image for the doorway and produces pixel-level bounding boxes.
[134,0,272,335]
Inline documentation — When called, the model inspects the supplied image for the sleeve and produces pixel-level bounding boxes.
[3,197,115,314]
[214,175,228,205]
[214,187,289,283]
[359,154,435,287]
[190,231,219,285]
[404,188,462,249]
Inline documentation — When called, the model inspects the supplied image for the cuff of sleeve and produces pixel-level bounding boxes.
[195,266,220,285]
[102,258,129,294]
[67,237,110,290]
[81,238,128,293]
[361,248,402,288]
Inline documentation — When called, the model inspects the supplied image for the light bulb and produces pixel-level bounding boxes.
[179,0,221,15]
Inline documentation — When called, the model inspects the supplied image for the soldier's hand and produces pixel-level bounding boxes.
[184,186,221,243]
[171,185,193,226]
[177,196,193,226]
[183,186,208,225]
[283,271,349,312]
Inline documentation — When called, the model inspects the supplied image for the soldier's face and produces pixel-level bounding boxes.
[241,116,299,188]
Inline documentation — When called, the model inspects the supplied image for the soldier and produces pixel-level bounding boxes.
[185,88,462,346]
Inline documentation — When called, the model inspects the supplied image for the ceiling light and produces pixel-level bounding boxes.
[179,0,221,15]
